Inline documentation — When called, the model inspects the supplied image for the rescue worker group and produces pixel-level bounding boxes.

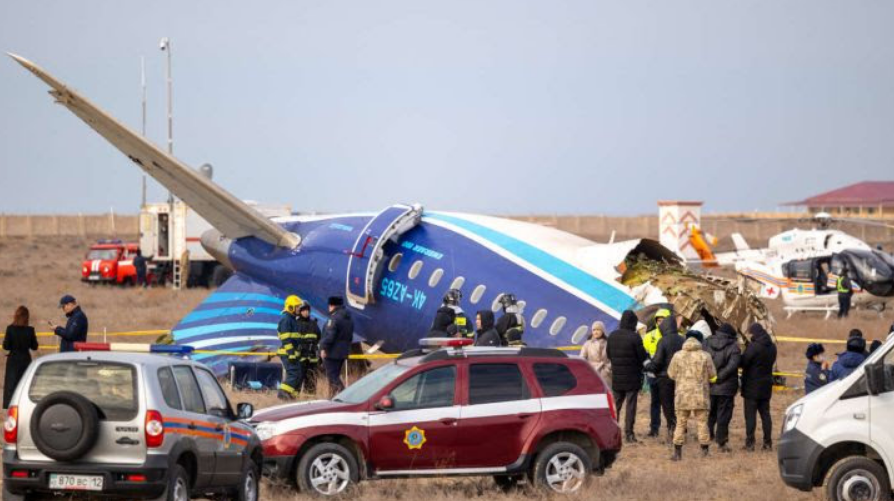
[273,289,523,401]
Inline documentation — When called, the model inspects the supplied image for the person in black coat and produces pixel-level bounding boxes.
[474,310,501,347]
[648,314,685,439]
[740,322,777,451]
[606,310,647,442]
[53,295,88,352]
[4,306,38,409]
[133,249,148,287]
[705,323,741,451]
[320,296,354,396]
[429,305,456,337]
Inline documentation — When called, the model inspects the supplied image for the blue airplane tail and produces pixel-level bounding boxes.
[173,273,288,375]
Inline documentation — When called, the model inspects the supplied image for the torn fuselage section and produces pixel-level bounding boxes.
[608,239,772,339]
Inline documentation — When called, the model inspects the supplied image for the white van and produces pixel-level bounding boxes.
[778,334,894,501]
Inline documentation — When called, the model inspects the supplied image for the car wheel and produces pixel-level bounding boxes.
[296,442,359,497]
[824,456,891,501]
[150,464,191,501]
[29,391,100,461]
[531,442,592,494]
[493,474,524,492]
[230,461,259,501]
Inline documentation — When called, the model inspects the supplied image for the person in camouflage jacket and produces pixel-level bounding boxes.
[667,332,717,460]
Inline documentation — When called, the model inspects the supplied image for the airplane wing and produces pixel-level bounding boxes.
[8,53,300,249]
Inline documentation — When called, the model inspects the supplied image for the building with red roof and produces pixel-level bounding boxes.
[786,181,894,217]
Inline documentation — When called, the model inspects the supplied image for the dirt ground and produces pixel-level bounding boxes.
[1,236,892,500]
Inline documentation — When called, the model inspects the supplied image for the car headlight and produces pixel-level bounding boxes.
[783,404,803,433]
[254,422,277,442]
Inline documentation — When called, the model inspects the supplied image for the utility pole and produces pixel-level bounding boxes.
[159,37,173,203]
[140,56,147,207]
[159,37,179,290]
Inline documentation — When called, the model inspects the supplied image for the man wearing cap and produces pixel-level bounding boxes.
[804,343,830,395]
[52,295,88,352]
[320,296,353,396]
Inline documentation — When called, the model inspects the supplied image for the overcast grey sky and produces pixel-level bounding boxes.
[1,1,892,216]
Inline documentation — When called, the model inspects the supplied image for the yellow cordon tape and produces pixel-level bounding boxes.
[15,330,838,375]
[27,330,171,338]
[775,336,846,345]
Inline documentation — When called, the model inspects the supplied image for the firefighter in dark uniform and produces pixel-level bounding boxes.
[837,266,854,319]
[429,293,456,337]
[495,293,525,346]
[321,296,353,396]
[295,302,321,394]
[277,295,302,400]
[440,289,474,340]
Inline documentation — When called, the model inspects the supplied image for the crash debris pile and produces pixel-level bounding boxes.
[622,259,774,340]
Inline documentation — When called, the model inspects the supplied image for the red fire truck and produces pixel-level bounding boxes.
[80,240,145,285]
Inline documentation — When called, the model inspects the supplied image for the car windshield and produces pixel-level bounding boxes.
[87,249,118,260]
[29,361,138,421]
[332,363,410,404]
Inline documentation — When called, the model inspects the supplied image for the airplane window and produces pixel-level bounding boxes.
[388,253,403,272]
[531,309,548,328]
[549,316,567,336]
[428,268,444,288]
[470,285,487,304]
[571,325,589,344]
[517,300,527,313]
[408,261,424,280]
[449,276,465,290]
[491,293,505,312]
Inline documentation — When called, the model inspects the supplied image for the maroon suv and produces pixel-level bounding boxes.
[251,341,621,496]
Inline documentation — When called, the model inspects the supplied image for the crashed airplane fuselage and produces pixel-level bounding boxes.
[9,53,771,373]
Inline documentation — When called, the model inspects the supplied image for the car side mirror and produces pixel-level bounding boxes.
[236,403,254,420]
[866,365,886,396]
[375,395,394,411]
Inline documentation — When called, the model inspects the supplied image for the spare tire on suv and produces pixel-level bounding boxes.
[30,391,100,461]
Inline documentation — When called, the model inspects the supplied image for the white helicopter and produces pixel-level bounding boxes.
[712,213,894,317]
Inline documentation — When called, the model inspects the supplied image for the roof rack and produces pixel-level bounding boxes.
[396,338,569,364]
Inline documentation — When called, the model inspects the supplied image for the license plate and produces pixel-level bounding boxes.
[88,275,100,281]
[48,474,104,491]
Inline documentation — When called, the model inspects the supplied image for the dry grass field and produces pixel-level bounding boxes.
[1,236,892,500]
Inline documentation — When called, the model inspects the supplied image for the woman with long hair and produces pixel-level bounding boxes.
[4,306,39,408]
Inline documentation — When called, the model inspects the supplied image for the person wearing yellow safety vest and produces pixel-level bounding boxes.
[643,308,671,438]
[295,302,322,394]
[836,266,854,319]
[277,295,303,401]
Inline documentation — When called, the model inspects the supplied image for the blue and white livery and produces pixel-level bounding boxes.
[10,53,676,374]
